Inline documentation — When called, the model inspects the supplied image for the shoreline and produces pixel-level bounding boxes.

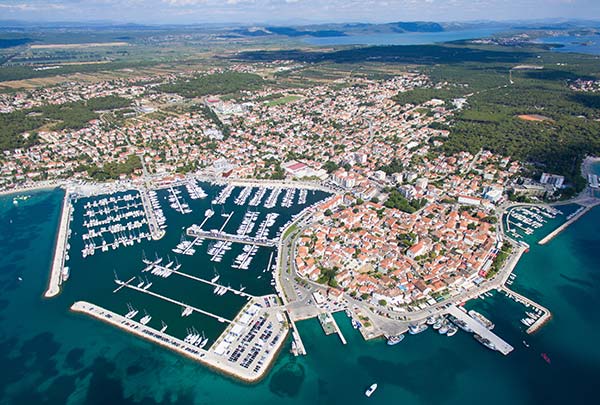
[0,182,63,198]
[44,188,70,298]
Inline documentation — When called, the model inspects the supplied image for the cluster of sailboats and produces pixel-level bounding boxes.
[148,190,166,230]
[236,211,259,236]
[234,186,253,206]
[172,234,203,256]
[81,193,151,258]
[185,180,208,200]
[207,240,233,262]
[280,188,296,208]
[521,308,544,327]
[264,188,282,209]
[184,327,209,348]
[168,186,192,214]
[213,284,229,296]
[232,244,259,270]
[249,187,267,206]
[123,303,168,332]
[142,253,181,278]
[255,213,279,240]
[212,184,235,205]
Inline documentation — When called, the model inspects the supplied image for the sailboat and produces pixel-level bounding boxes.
[160,321,168,333]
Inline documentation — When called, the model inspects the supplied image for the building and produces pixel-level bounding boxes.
[458,195,481,206]
[540,173,565,188]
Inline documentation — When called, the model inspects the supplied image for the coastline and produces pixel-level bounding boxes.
[0,182,63,197]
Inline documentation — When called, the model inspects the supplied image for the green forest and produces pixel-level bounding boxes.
[0,95,131,151]
[159,72,265,98]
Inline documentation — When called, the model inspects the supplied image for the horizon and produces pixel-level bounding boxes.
[0,1,599,25]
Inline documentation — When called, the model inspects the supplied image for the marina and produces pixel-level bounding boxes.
[43,179,329,382]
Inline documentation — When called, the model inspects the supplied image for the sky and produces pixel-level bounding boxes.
[0,0,599,25]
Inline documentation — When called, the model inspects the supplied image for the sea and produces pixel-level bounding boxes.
[302,28,505,46]
[2,185,600,404]
[536,34,600,56]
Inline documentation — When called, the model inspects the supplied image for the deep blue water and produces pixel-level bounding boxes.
[2,187,600,404]
[303,28,505,46]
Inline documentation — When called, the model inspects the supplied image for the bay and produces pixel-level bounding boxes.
[1,187,600,404]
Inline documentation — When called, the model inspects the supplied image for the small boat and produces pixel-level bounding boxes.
[386,334,405,345]
[17,276,23,281]
[541,353,551,364]
[365,383,378,397]
[522,340,530,348]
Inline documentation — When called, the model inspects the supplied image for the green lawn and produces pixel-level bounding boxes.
[266,95,302,106]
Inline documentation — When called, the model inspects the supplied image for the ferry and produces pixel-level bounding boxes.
[365,383,378,398]
[408,323,428,335]
[473,334,496,351]
[468,310,495,330]
[386,334,405,345]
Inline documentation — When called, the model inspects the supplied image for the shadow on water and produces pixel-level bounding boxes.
[269,359,305,398]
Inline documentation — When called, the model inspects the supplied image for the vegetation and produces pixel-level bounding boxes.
[160,72,265,98]
[318,266,339,287]
[80,154,142,181]
[486,243,513,279]
[384,189,427,213]
[0,95,130,151]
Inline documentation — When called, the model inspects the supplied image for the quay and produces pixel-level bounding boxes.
[539,204,595,245]
[71,300,285,383]
[45,190,71,298]
[187,227,276,247]
[114,279,233,323]
[446,305,514,355]
[500,286,552,334]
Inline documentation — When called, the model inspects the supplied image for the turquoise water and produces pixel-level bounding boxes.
[303,28,505,46]
[2,188,600,404]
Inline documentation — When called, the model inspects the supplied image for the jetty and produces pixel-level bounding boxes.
[187,227,277,247]
[288,315,307,356]
[71,300,287,383]
[329,312,347,345]
[446,306,514,355]
[500,286,552,334]
[539,204,594,245]
[146,263,256,299]
[45,191,71,298]
[114,279,233,323]
[139,188,165,240]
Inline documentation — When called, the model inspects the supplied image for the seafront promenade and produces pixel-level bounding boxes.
[44,189,71,298]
